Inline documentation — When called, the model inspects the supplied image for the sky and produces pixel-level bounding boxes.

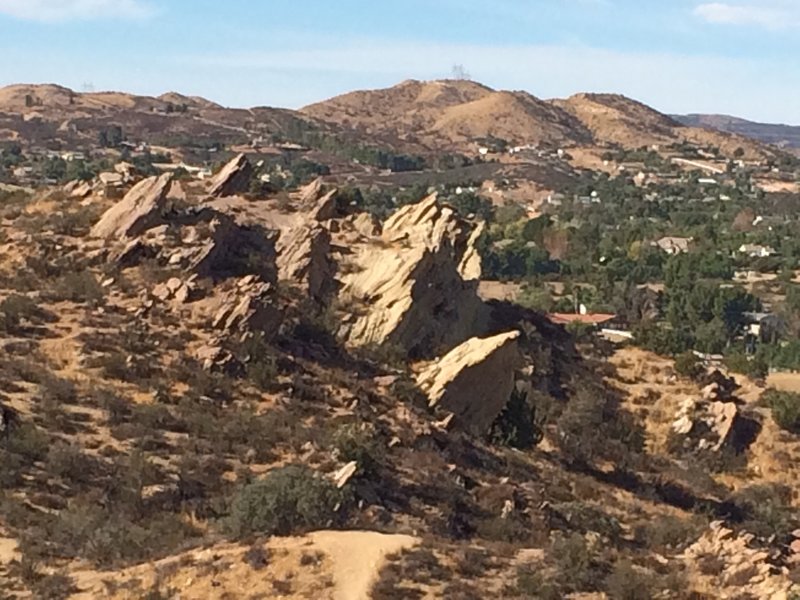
[0,0,797,123]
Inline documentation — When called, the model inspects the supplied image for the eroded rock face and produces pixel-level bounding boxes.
[382,193,483,281]
[210,276,281,339]
[671,391,760,454]
[208,154,253,197]
[276,224,335,302]
[416,331,521,433]
[681,522,795,599]
[338,195,486,357]
[90,173,173,239]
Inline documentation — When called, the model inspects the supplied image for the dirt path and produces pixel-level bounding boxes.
[309,531,418,600]
[69,530,417,599]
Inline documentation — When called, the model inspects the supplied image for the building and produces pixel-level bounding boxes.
[738,244,777,258]
[652,236,693,255]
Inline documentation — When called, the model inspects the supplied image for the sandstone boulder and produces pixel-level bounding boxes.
[416,331,521,434]
[297,177,324,204]
[338,195,486,357]
[382,193,483,281]
[208,153,253,197]
[211,277,281,339]
[671,396,760,454]
[276,224,335,302]
[90,173,173,239]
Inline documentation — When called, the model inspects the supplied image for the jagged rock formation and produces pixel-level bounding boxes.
[208,153,253,197]
[338,195,486,357]
[276,224,335,302]
[90,173,173,239]
[671,381,761,454]
[211,276,281,338]
[381,193,483,281]
[416,331,521,433]
[681,522,795,599]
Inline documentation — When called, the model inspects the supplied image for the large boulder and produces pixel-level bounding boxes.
[338,195,486,357]
[276,224,335,302]
[416,331,522,434]
[208,154,253,197]
[90,173,173,239]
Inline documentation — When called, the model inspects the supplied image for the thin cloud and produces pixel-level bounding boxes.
[0,0,154,22]
[694,2,800,29]
[178,39,793,121]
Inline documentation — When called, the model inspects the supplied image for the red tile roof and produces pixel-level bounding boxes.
[548,313,616,326]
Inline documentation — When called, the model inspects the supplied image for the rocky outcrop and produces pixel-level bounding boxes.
[276,224,335,302]
[186,215,278,284]
[208,154,253,197]
[382,193,483,281]
[211,276,281,339]
[90,173,173,239]
[671,385,761,454]
[681,522,795,599]
[416,331,521,433]
[338,195,486,357]
[151,276,196,304]
[297,177,324,204]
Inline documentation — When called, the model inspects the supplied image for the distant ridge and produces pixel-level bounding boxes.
[674,114,800,149]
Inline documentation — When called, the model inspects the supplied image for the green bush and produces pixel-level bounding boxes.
[332,423,382,477]
[226,465,348,537]
[0,294,42,333]
[674,351,703,380]
[764,389,800,433]
[604,560,657,600]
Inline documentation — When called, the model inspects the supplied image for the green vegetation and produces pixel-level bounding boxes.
[226,465,348,537]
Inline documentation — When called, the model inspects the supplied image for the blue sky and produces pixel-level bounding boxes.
[0,0,797,122]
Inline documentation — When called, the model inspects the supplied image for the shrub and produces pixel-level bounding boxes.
[550,533,605,594]
[489,389,543,450]
[332,423,382,477]
[226,465,348,537]
[764,389,800,433]
[516,564,560,600]
[0,294,42,333]
[48,271,104,304]
[604,560,657,600]
[674,352,703,381]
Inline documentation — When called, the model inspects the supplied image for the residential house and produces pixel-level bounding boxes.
[739,244,777,258]
[652,236,693,255]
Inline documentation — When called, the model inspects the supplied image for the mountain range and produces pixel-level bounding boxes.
[0,80,788,163]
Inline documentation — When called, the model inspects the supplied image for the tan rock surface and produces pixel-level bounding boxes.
[417,331,521,433]
[208,153,253,197]
[90,173,173,239]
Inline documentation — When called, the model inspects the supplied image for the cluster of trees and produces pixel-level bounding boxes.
[279,119,427,172]
[97,125,125,148]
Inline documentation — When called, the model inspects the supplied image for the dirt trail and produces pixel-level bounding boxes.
[309,531,417,600]
[68,530,417,599]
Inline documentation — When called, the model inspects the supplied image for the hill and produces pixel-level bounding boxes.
[0,156,799,598]
[302,80,777,160]
[676,113,800,150]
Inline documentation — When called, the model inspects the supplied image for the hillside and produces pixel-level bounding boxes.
[1,156,800,598]
[0,83,318,152]
[676,113,800,150]
[302,80,778,160]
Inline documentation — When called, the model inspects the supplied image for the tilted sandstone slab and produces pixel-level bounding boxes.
[90,173,173,239]
[208,153,253,197]
[416,331,521,434]
[339,242,485,358]
[276,224,335,302]
[382,193,483,281]
[338,195,486,357]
